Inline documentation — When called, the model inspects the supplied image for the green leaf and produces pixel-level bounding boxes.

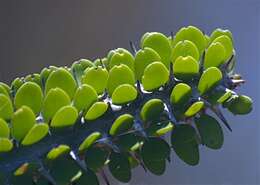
[147,121,174,136]
[73,84,98,111]
[117,134,142,152]
[0,84,9,97]
[198,67,222,95]
[11,106,36,141]
[81,66,109,94]
[172,40,199,63]
[21,123,49,146]
[141,137,171,161]
[85,146,109,172]
[173,26,206,55]
[173,56,199,81]
[79,132,102,152]
[109,152,131,183]
[0,94,13,120]
[107,48,135,71]
[143,158,166,176]
[195,114,224,149]
[171,124,199,166]
[184,101,204,117]
[134,47,161,80]
[141,32,172,67]
[204,42,226,69]
[141,99,165,122]
[70,170,99,185]
[109,114,134,136]
[0,138,13,152]
[14,82,43,114]
[210,28,233,44]
[112,84,137,105]
[85,102,108,121]
[0,82,10,93]
[107,64,135,96]
[47,145,71,160]
[170,83,192,105]
[11,78,24,93]
[51,106,78,128]
[42,88,71,122]
[142,62,169,91]
[212,35,233,61]
[0,118,10,138]
[45,68,77,99]
[227,95,253,115]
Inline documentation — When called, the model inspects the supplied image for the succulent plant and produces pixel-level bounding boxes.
[0,26,253,185]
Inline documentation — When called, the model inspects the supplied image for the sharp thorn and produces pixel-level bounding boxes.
[129,41,137,54]
[70,151,88,173]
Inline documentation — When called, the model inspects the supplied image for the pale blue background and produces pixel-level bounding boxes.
[0,0,259,184]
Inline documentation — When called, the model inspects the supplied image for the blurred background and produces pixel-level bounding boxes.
[0,0,259,184]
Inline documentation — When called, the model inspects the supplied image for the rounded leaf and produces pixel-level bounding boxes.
[73,84,98,111]
[0,118,10,138]
[85,102,108,121]
[143,158,166,176]
[172,40,199,63]
[11,106,35,141]
[0,94,13,120]
[107,48,135,71]
[14,82,43,114]
[47,145,71,160]
[79,132,102,152]
[0,138,13,152]
[210,28,233,43]
[195,114,224,149]
[45,68,77,99]
[141,32,172,67]
[42,88,71,122]
[227,95,253,115]
[134,47,161,80]
[174,26,206,55]
[184,101,204,117]
[141,99,165,122]
[21,123,49,146]
[110,114,134,136]
[171,124,199,166]
[107,64,135,96]
[198,67,222,95]
[112,84,137,105]
[0,84,9,97]
[81,66,109,94]
[173,56,199,81]
[170,83,192,105]
[51,106,78,128]
[0,82,10,93]
[142,62,169,91]
[212,35,233,61]
[204,42,226,69]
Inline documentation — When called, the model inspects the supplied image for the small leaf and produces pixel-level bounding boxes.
[0,138,13,152]
[210,28,233,43]
[195,114,224,149]
[143,158,166,176]
[171,124,200,166]
[21,123,49,146]
[109,114,134,136]
[184,101,204,117]
[170,83,192,105]
[0,94,13,120]
[70,170,99,185]
[107,64,135,96]
[73,84,98,111]
[11,106,36,141]
[141,32,172,67]
[198,67,222,95]
[112,84,137,105]
[173,56,199,81]
[0,118,10,138]
[227,95,253,115]
[212,35,233,61]
[134,47,161,80]
[14,82,43,114]
[47,145,71,160]
[42,88,71,122]
[108,152,131,183]
[51,106,78,128]
[172,40,199,63]
[142,62,169,91]
[79,132,102,152]
[204,42,226,69]
[45,68,77,99]
[0,84,9,97]
[81,66,109,94]
[141,99,165,122]
[147,121,174,136]
[85,102,108,121]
